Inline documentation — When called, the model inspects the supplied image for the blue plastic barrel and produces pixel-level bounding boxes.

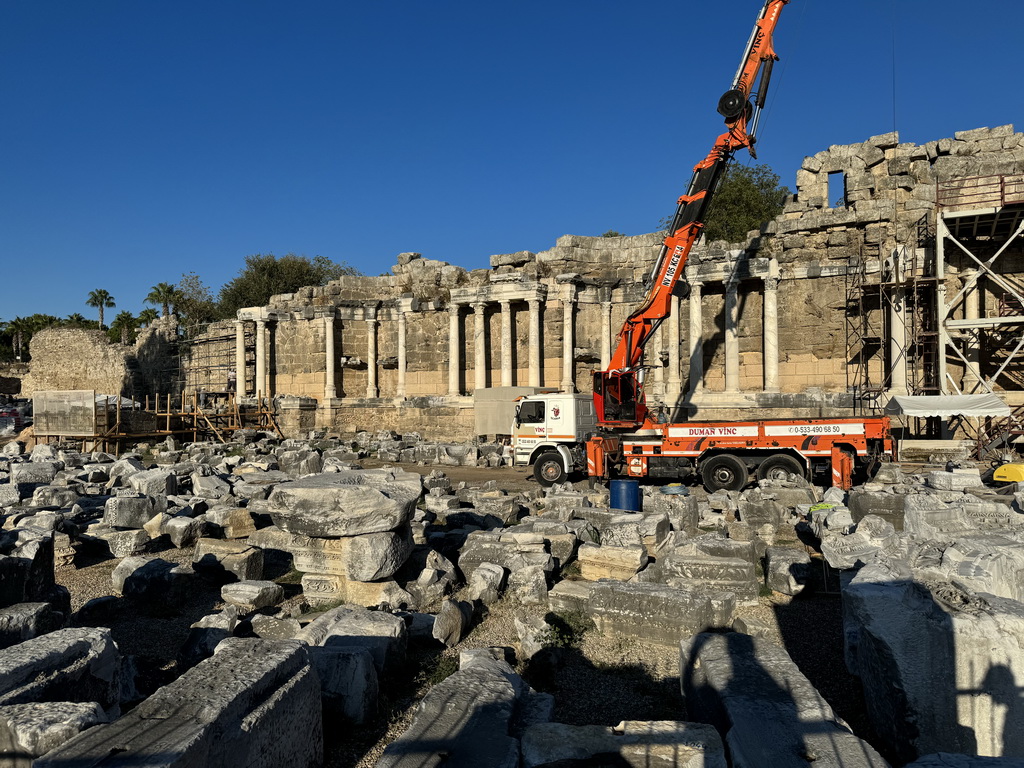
[610,478,642,512]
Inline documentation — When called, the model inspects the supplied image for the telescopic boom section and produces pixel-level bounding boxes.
[593,0,788,429]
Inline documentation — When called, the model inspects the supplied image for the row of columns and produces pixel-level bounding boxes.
[448,296,549,396]
[236,262,792,403]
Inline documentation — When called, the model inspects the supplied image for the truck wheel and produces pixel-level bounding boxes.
[534,452,567,486]
[701,454,748,492]
[756,455,805,482]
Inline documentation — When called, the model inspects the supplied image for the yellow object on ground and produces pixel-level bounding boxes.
[993,463,1024,483]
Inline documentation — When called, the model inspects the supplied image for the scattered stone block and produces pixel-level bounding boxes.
[0,628,120,713]
[927,469,983,492]
[251,614,302,641]
[656,552,759,605]
[547,580,593,615]
[432,599,472,647]
[9,462,60,487]
[288,527,414,582]
[764,546,812,595]
[457,529,554,577]
[193,538,263,581]
[268,470,420,537]
[681,632,888,767]
[0,603,64,649]
[309,645,378,724]
[844,565,1024,761]
[848,489,907,530]
[102,494,164,529]
[221,580,285,610]
[297,604,407,675]
[35,638,322,768]
[507,564,548,605]
[468,562,506,605]
[126,467,177,496]
[590,581,715,647]
[0,701,108,759]
[377,649,540,767]
[514,614,551,661]
[164,514,202,548]
[577,543,648,581]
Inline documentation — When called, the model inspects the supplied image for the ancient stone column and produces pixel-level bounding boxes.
[365,313,378,399]
[763,262,780,393]
[561,284,577,393]
[601,297,612,370]
[668,295,681,400]
[396,309,407,399]
[528,298,542,387]
[324,315,337,400]
[725,278,740,393]
[473,301,487,391]
[234,320,247,396]
[500,300,513,387]
[448,303,461,397]
[255,319,267,398]
[688,281,704,395]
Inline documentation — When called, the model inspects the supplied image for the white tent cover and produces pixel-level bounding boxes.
[884,394,1011,418]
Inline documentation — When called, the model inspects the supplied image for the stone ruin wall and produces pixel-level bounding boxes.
[21,329,131,398]
[181,124,1024,438]
[20,319,181,403]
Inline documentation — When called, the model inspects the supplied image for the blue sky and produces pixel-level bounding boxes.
[2,0,1022,321]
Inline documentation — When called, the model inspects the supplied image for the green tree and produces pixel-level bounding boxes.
[108,310,138,345]
[7,317,30,361]
[86,289,116,329]
[175,272,218,329]
[63,313,91,328]
[0,315,58,361]
[601,230,625,238]
[145,282,179,317]
[217,254,360,318]
[138,308,159,327]
[660,162,789,243]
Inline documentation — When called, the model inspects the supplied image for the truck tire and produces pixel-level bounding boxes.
[756,454,805,482]
[534,452,567,486]
[701,454,748,492]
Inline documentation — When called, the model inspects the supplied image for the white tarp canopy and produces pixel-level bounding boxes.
[884,394,1011,418]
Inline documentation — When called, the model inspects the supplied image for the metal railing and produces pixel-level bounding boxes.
[937,174,1024,210]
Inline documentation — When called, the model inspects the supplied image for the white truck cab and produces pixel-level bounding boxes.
[512,392,598,484]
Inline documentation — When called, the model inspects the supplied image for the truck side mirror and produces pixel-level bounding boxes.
[513,406,521,428]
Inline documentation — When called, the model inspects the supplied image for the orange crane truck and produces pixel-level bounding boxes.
[512,0,895,491]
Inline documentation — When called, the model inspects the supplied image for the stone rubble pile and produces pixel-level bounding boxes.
[2,433,1023,764]
[816,465,1024,762]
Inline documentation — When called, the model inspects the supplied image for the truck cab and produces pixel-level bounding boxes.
[512,393,597,484]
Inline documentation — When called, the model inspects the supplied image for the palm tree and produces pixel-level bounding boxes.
[8,317,30,361]
[145,282,179,317]
[86,289,115,329]
[109,310,137,345]
[138,308,159,327]
[64,313,88,327]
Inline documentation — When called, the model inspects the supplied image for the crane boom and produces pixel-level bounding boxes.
[594,0,788,429]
